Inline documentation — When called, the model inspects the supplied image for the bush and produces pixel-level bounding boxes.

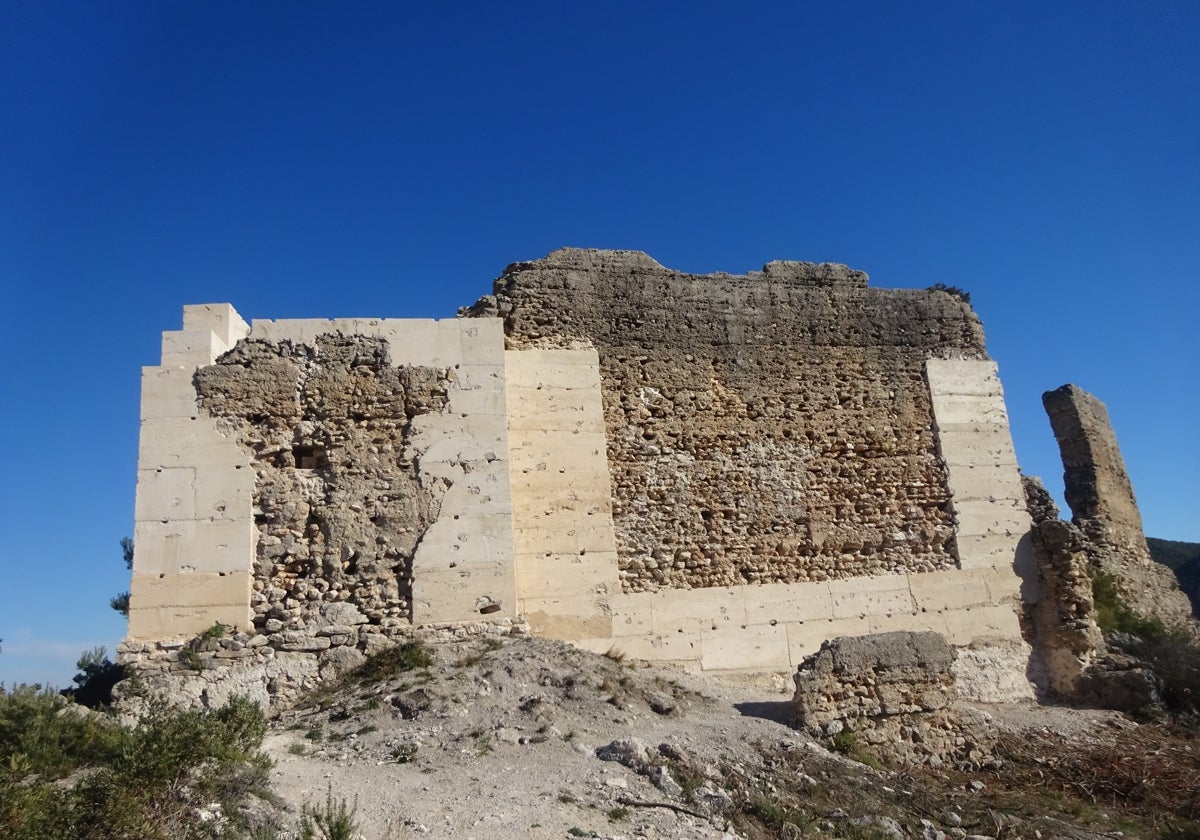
[1090,569,1200,718]
[1091,569,1168,639]
[350,640,432,685]
[926,283,971,303]
[299,786,359,840]
[62,647,125,708]
[1131,629,1200,717]
[0,688,272,840]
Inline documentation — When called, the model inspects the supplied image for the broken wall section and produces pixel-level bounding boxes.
[1043,385,1192,627]
[473,248,988,592]
[121,312,518,709]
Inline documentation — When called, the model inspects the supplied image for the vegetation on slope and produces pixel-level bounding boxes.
[0,687,276,840]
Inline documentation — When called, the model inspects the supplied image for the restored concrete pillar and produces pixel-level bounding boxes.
[129,304,255,639]
[507,347,620,639]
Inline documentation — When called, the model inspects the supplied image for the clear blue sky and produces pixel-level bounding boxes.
[2,1,1196,687]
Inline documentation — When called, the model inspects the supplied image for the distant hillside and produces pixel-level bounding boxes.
[1148,537,1200,570]
[1149,537,1200,619]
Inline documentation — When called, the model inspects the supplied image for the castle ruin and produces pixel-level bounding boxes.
[118,248,1186,709]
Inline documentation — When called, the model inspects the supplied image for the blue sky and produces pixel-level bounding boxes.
[1,1,1196,687]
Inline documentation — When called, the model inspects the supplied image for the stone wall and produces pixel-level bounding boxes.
[790,631,997,767]
[471,249,989,590]
[122,315,519,707]
[123,249,1045,708]
[1043,385,1192,626]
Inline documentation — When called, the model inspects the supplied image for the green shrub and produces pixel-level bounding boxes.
[299,786,359,840]
[1091,570,1168,639]
[1131,628,1200,717]
[199,621,229,640]
[350,640,432,685]
[1090,569,1200,717]
[0,688,271,840]
[61,647,126,708]
[926,283,971,303]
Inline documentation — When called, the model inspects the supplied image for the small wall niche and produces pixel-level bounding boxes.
[293,443,328,470]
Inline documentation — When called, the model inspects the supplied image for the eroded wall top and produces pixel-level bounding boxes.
[467,248,990,593]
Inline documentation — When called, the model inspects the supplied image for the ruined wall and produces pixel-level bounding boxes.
[473,249,988,590]
[124,249,1044,708]
[469,250,1035,699]
[194,334,447,642]
[121,316,519,708]
[1043,385,1192,626]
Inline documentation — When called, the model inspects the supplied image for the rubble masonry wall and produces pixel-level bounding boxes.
[124,250,1039,706]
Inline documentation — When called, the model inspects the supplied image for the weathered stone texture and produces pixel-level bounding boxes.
[1043,385,1147,549]
[1043,385,1192,627]
[791,631,994,767]
[472,248,988,591]
[195,335,449,640]
[792,631,956,730]
[1023,475,1104,697]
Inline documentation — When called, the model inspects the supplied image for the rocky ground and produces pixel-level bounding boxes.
[254,634,1197,840]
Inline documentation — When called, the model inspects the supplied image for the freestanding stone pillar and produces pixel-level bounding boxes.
[1043,384,1191,625]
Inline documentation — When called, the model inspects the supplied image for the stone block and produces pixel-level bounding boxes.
[929,393,1010,426]
[132,518,253,575]
[867,610,951,637]
[412,563,516,625]
[140,366,201,421]
[508,347,601,369]
[828,574,915,619]
[381,319,505,368]
[505,358,605,391]
[700,624,790,671]
[409,413,509,456]
[508,468,613,507]
[925,359,1002,397]
[131,570,252,610]
[514,550,619,598]
[648,587,746,635]
[607,593,654,638]
[378,320,454,367]
[935,424,1019,468]
[512,503,615,532]
[507,431,611,470]
[954,531,1030,571]
[943,603,1024,645]
[785,617,873,666]
[457,319,507,365]
[127,603,253,639]
[742,580,836,625]
[411,515,514,572]
[907,569,992,612]
[138,417,251,471]
[521,596,612,640]
[950,497,1032,538]
[161,329,224,367]
[182,303,249,350]
[446,365,507,416]
[506,386,606,432]
[512,524,618,556]
[250,318,334,345]
[416,461,512,516]
[943,469,1025,503]
[192,467,255,521]
[599,632,702,663]
[135,467,196,522]
[980,545,1039,603]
